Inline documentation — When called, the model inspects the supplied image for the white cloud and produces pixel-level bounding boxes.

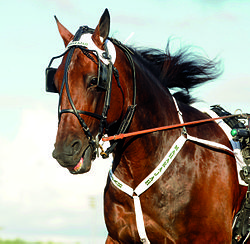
[0,107,111,242]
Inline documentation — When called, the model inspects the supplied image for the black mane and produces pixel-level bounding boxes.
[129,40,222,104]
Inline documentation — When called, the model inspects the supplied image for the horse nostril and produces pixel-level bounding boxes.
[72,140,82,155]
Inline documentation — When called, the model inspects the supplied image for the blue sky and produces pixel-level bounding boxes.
[0,0,249,243]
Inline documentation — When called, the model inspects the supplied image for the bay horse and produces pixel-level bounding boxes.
[46,9,248,243]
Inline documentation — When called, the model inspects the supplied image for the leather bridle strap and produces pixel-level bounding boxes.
[58,26,102,151]
[60,109,103,121]
[103,39,137,157]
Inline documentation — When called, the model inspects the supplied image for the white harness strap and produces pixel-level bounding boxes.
[109,170,149,243]
[109,169,133,196]
[109,134,186,243]
[134,135,187,196]
[187,134,234,154]
[109,97,238,243]
[202,108,246,186]
[173,96,185,124]
[133,195,150,243]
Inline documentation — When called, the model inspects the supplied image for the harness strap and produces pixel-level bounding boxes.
[103,39,137,158]
[173,96,187,134]
[109,97,238,243]
[133,195,150,243]
[109,169,133,196]
[134,134,187,196]
[109,170,149,243]
[186,134,234,154]
[109,170,148,243]
[109,134,187,243]
[173,96,185,124]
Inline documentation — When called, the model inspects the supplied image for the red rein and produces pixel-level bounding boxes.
[102,114,248,142]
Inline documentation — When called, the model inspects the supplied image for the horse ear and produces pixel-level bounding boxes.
[92,9,110,47]
[54,16,74,47]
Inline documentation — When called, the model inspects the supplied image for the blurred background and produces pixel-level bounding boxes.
[0,0,249,243]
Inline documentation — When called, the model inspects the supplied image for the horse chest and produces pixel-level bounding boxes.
[104,180,191,243]
[104,196,170,243]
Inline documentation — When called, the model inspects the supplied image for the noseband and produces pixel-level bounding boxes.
[46,26,137,159]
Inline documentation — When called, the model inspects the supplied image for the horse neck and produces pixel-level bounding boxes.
[112,52,182,186]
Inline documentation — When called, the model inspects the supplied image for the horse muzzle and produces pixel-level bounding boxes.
[52,139,93,174]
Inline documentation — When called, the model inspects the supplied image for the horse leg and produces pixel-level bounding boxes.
[105,235,119,244]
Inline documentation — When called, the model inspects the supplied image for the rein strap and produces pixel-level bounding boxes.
[102,113,248,142]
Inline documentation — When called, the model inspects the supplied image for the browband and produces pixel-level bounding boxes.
[66,33,116,65]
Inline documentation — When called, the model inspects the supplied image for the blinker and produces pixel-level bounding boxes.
[45,67,58,93]
[45,58,111,93]
[98,62,112,91]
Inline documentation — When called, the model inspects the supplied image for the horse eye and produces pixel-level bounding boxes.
[89,77,98,87]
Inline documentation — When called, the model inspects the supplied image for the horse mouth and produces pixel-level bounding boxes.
[66,145,93,174]
[67,157,84,174]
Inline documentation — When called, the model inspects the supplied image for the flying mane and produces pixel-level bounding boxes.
[127,40,222,104]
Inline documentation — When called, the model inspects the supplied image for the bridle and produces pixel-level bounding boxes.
[46,26,137,159]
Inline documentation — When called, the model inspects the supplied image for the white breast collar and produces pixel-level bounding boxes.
[109,96,236,243]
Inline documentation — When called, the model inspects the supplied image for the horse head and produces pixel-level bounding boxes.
[49,9,124,174]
